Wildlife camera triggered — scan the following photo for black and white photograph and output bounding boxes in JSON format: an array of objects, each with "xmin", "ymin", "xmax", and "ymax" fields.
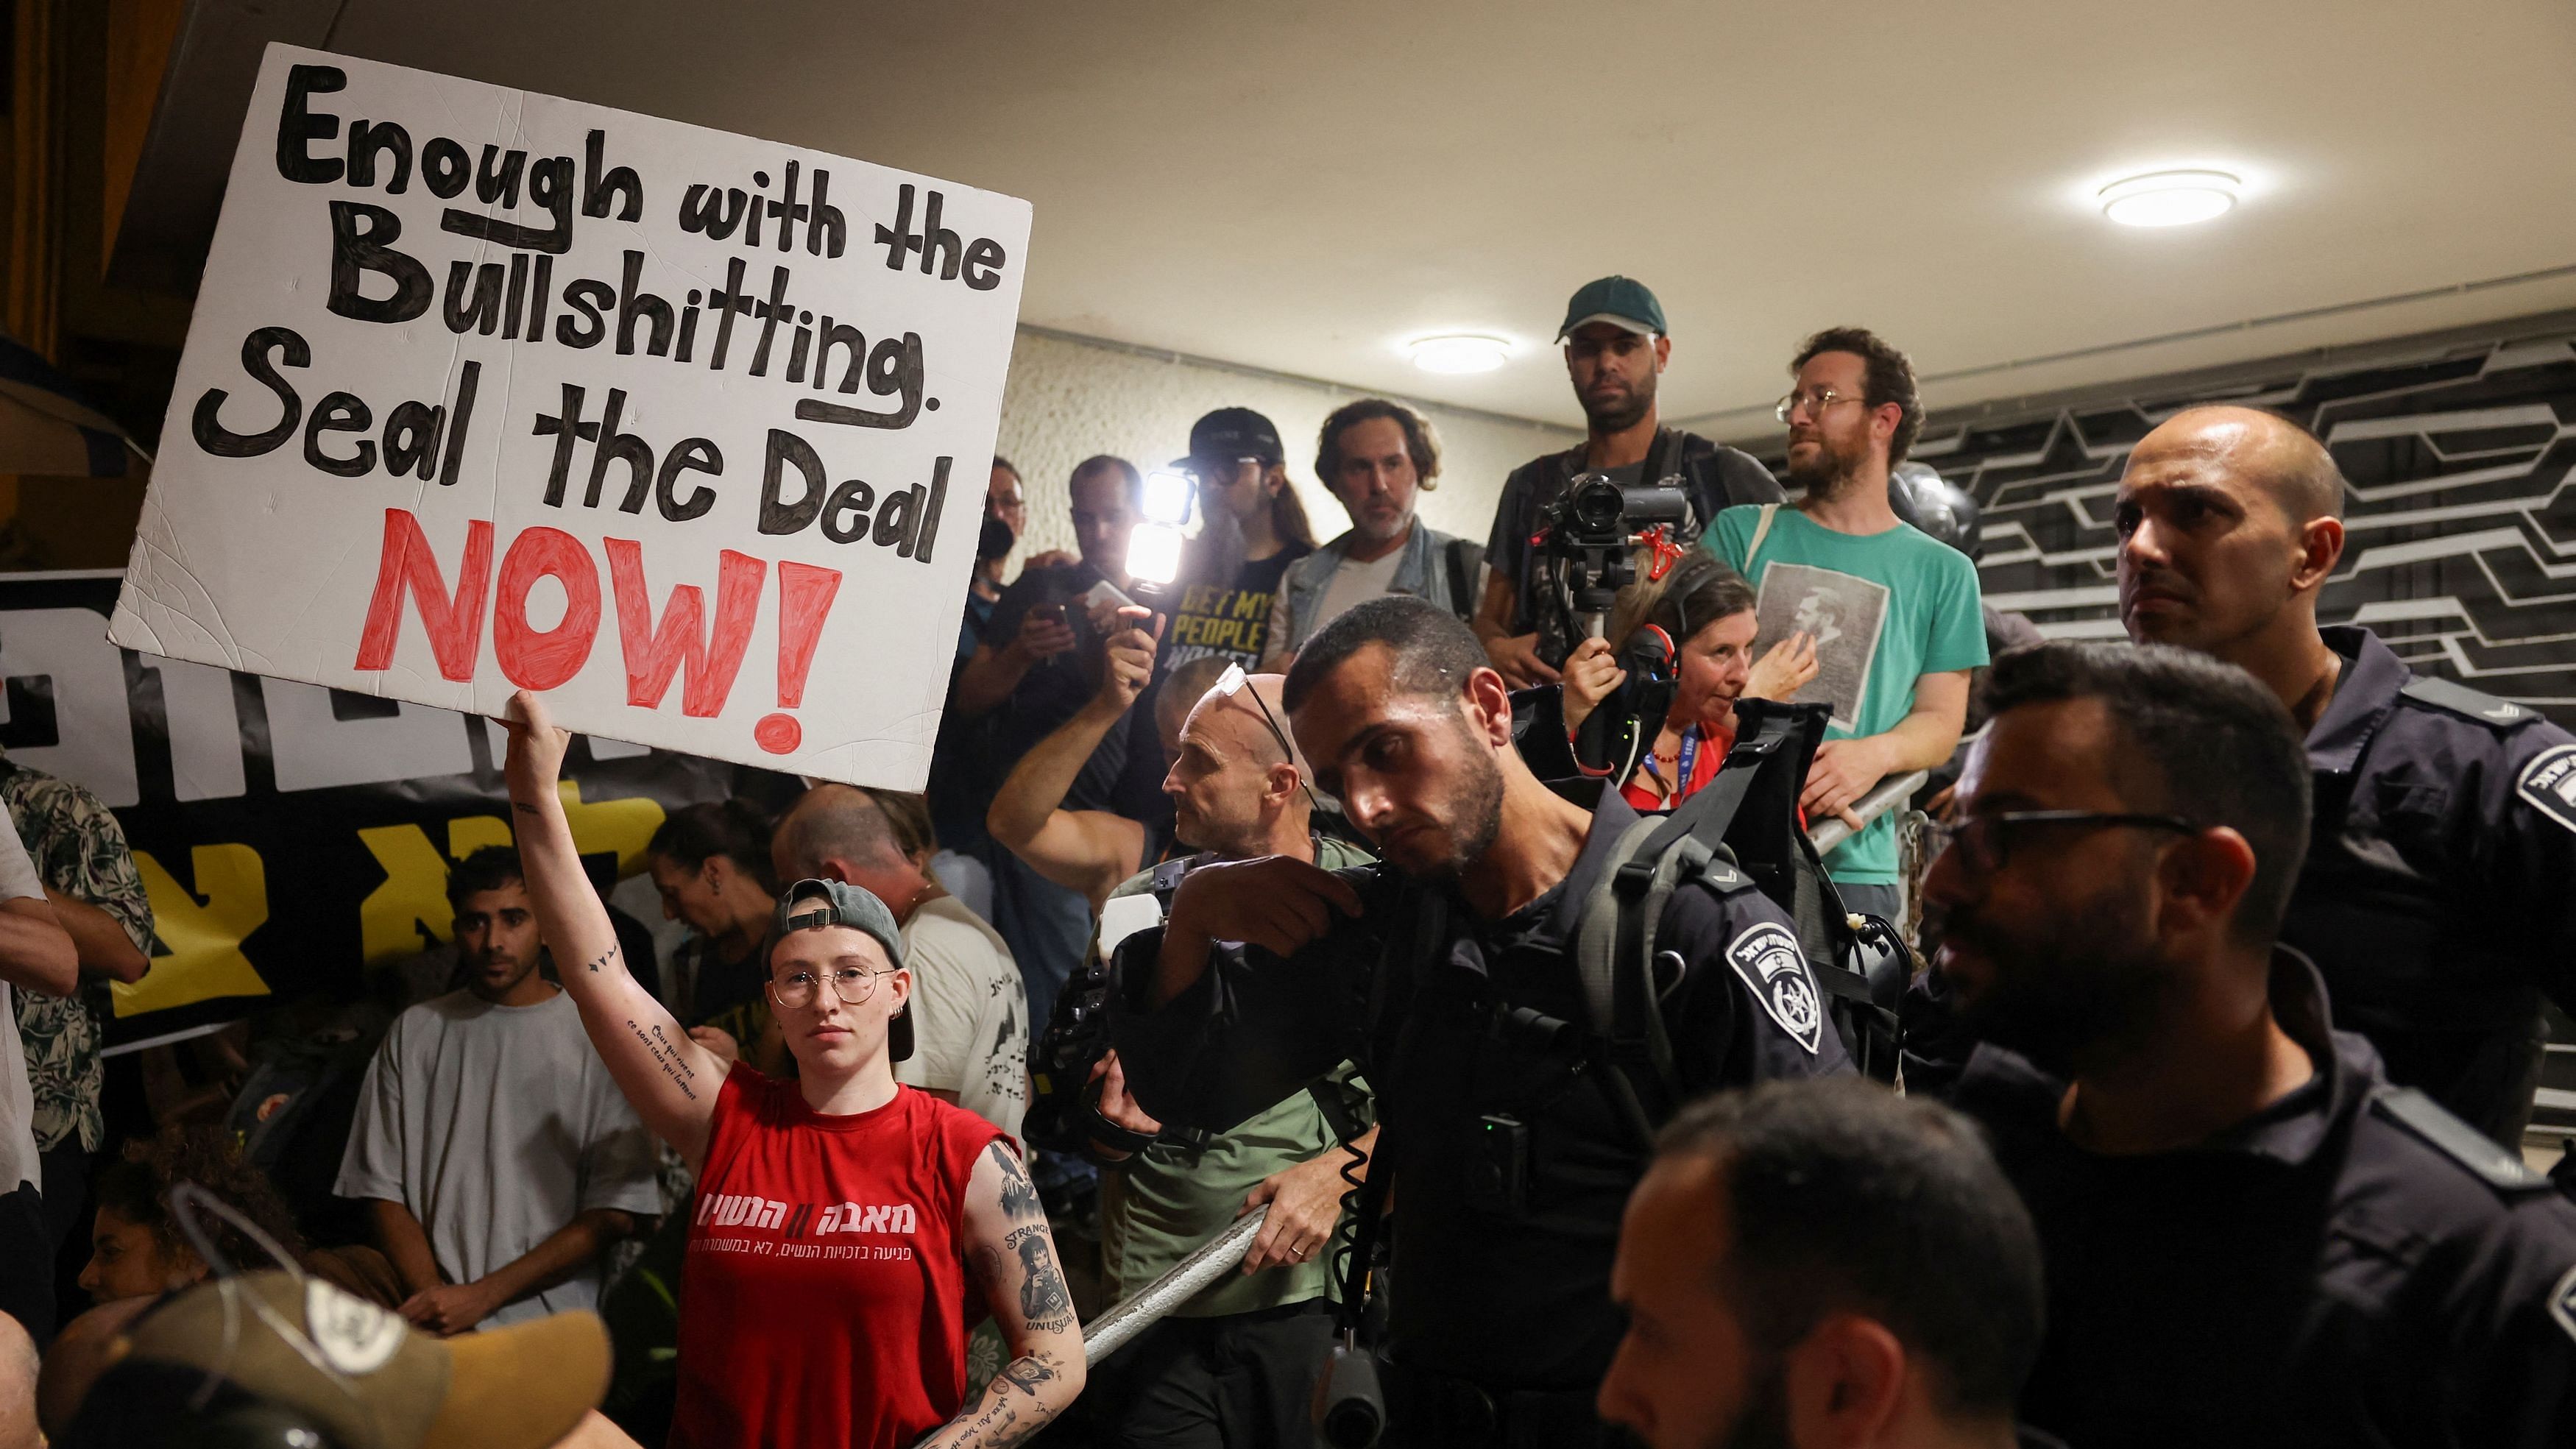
[{"xmin": 1752, "ymin": 561, "xmax": 1889, "ymax": 731}]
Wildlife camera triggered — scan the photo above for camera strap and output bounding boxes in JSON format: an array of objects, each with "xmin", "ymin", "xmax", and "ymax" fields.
[{"xmin": 1332, "ymin": 885, "xmax": 1450, "ymax": 1339}]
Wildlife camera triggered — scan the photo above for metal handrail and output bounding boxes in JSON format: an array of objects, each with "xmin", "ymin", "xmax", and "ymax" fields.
[
  {"xmin": 1081, "ymin": 1206, "xmax": 1270, "ymax": 1364},
  {"xmin": 1805, "ymin": 770, "xmax": 1931, "ymax": 855}
]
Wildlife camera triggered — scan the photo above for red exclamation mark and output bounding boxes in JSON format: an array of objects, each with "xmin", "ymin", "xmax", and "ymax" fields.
[{"xmin": 754, "ymin": 561, "xmax": 842, "ymax": 754}]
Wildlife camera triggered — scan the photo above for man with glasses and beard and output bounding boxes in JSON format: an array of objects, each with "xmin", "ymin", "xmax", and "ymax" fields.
[
  {"xmin": 1708, "ymin": 328, "xmax": 1984, "ymax": 926},
  {"xmin": 1473, "ymin": 277, "xmax": 1783, "ymax": 687},
  {"xmin": 1108, "ymin": 597, "xmax": 1850, "ymax": 1448},
  {"xmin": 1922, "ymin": 641, "xmax": 2576, "ymax": 1449}
]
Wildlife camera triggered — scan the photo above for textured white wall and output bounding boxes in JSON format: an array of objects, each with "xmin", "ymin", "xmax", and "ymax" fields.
[{"xmin": 991, "ymin": 329, "xmax": 1580, "ymax": 567}]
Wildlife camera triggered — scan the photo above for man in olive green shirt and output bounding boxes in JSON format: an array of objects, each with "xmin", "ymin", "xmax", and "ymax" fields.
[{"xmin": 1086, "ymin": 672, "xmax": 1378, "ymax": 1449}]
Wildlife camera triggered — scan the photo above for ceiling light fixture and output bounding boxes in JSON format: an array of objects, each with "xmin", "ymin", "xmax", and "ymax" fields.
[
  {"xmin": 1409, "ymin": 335, "xmax": 1512, "ymax": 374},
  {"xmin": 2098, "ymin": 169, "xmax": 2241, "ymax": 228}
]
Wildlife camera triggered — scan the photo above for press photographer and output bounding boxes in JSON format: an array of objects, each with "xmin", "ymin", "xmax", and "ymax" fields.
[
  {"xmin": 1107, "ymin": 597, "xmax": 1854, "ymax": 1449},
  {"xmin": 1555, "ymin": 548, "xmax": 1819, "ymax": 807},
  {"xmin": 1474, "ymin": 276, "xmax": 1783, "ymax": 687}
]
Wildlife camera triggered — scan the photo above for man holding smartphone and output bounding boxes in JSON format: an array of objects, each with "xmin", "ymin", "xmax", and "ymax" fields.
[{"xmin": 933, "ymin": 453, "xmax": 1158, "ymax": 1029}]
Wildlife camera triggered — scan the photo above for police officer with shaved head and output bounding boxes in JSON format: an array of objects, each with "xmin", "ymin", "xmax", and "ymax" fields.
[{"xmin": 2115, "ymin": 405, "xmax": 2576, "ymax": 1144}]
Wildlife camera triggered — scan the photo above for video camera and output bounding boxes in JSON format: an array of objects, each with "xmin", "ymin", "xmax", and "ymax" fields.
[{"xmin": 1533, "ymin": 472, "xmax": 1692, "ymax": 773}]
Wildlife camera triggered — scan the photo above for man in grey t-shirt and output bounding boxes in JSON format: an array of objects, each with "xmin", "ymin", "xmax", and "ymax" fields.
[{"xmin": 335, "ymin": 847, "xmax": 659, "ymax": 1333}]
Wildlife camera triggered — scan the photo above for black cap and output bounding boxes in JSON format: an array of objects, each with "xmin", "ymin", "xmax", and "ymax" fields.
[{"xmin": 1175, "ymin": 407, "xmax": 1285, "ymax": 470}]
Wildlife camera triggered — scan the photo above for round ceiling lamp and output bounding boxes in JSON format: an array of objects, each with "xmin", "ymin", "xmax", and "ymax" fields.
[
  {"xmin": 1409, "ymin": 335, "xmax": 1512, "ymax": 374},
  {"xmin": 2098, "ymin": 169, "xmax": 2241, "ymax": 227}
]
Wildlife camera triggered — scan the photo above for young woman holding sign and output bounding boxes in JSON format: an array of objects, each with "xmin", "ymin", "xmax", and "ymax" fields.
[{"xmin": 500, "ymin": 690, "xmax": 1083, "ymax": 1449}]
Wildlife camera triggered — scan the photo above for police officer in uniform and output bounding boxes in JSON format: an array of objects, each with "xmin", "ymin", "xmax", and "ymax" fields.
[
  {"xmin": 2116, "ymin": 404, "xmax": 2576, "ymax": 1144},
  {"xmin": 1925, "ymin": 640, "xmax": 2576, "ymax": 1449},
  {"xmin": 1110, "ymin": 598, "xmax": 1852, "ymax": 1449}
]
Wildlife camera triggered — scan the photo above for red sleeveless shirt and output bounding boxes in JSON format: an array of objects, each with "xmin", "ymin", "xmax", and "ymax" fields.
[{"xmin": 673, "ymin": 1068, "xmax": 1006, "ymax": 1449}]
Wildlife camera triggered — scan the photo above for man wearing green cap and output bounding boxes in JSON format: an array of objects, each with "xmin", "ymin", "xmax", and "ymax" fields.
[{"xmin": 1473, "ymin": 276, "xmax": 1784, "ymax": 687}]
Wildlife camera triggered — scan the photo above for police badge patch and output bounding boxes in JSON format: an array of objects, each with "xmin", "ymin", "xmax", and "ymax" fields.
[
  {"xmin": 1725, "ymin": 923, "xmax": 1822, "ymax": 1056},
  {"xmin": 2516, "ymin": 744, "xmax": 2576, "ymax": 837}
]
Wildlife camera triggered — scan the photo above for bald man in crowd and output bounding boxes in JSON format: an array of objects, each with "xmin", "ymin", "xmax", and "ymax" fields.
[
  {"xmin": 772, "ymin": 785, "xmax": 1029, "ymax": 1141},
  {"xmin": 1072, "ymin": 667, "xmax": 1381, "ymax": 1449},
  {"xmin": 2115, "ymin": 404, "xmax": 2576, "ymax": 1143}
]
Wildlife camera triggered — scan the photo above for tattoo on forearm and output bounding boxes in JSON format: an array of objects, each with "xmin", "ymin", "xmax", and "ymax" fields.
[
  {"xmin": 582, "ymin": 944, "xmax": 619, "ymax": 974},
  {"xmin": 626, "ymin": 1018, "xmax": 699, "ymax": 1101},
  {"xmin": 989, "ymin": 1142, "xmax": 1044, "ymax": 1221},
  {"xmin": 512, "ymin": 801, "xmax": 541, "ymax": 815}
]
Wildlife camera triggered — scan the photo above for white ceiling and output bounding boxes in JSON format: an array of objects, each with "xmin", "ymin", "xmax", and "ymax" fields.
[{"xmin": 322, "ymin": 0, "xmax": 2576, "ymax": 435}]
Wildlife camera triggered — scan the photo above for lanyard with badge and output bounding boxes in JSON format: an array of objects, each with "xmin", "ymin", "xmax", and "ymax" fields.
[{"xmin": 1638, "ymin": 723, "xmax": 1699, "ymax": 807}]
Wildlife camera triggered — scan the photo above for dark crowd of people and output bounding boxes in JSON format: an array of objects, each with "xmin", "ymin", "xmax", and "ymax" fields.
[{"xmin": 4, "ymin": 275, "xmax": 2576, "ymax": 1449}]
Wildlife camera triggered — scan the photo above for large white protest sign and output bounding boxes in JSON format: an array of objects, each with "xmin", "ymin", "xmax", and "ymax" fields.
[{"xmin": 110, "ymin": 44, "xmax": 1030, "ymax": 789}]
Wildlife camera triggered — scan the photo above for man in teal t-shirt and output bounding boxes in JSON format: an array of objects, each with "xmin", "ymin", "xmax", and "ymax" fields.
[{"xmin": 1711, "ymin": 328, "xmax": 1985, "ymax": 915}]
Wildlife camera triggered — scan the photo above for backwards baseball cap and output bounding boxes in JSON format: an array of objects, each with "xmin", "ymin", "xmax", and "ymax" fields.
[
  {"xmin": 773, "ymin": 877, "xmax": 913, "ymax": 1061},
  {"xmin": 1174, "ymin": 406, "xmax": 1286, "ymax": 470},
  {"xmin": 60, "ymin": 1271, "xmax": 606, "ymax": 1449},
  {"xmin": 1557, "ymin": 275, "xmax": 1667, "ymax": 340}
]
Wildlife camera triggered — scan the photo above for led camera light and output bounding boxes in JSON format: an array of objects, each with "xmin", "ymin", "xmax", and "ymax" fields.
[
  {"xmin": 1141, "ymin": 470, "xmax": 1195, "ymax": 525},
  {"xmin": 1129, "ymin": 522, "xmax": 1186, "ymax": 586}
]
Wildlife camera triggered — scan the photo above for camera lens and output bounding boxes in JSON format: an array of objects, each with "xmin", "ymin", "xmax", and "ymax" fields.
[{"xmin": 1570, "ymin": 478, "xmax": 1623, "ymax": 532}]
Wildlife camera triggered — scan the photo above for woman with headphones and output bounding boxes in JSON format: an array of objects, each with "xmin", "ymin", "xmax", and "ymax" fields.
[{"xmin": 1560, "ymin": 548, "xmax": 1819, "ymax": 810}]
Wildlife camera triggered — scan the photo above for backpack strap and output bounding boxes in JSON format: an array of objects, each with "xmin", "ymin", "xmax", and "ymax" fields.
[
  {"xmin": 1741, "ymin": 503, "xmax": 1780, "ymax": 574},
  {"xmin": 1576, "ymin": 816, "xmax": 1680, "ymax": 1101},
  {"xmin": 1443, "ymin": 536, "xmax": 1486, "ymax": 618}
]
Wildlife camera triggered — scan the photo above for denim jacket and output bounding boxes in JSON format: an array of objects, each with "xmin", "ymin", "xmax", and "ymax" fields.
[{"xmin": 1267, "ymin": 518, "xmax": 1482, "ymax": 665}]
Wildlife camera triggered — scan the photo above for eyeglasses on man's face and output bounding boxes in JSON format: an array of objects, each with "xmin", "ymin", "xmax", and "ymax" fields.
[
  {"xmin": 768, "ymin": 961, "xmax": 897, "ymax": 1010},
  {"xmin": 1925, "ymin": 809, "xmax": 2203, "ymax": 878},
  {"xmin": 1774, "ymin": 387, "xmax": 1871, "ymax": 424}
]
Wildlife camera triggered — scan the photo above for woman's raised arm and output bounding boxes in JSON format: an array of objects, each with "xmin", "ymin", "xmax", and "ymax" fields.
[{"xmin": 501, "ymin": 690, "xmax": 724, "ymax": 1168}]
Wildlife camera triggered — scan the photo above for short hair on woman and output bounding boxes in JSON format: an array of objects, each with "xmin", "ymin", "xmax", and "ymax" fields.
[
  {"xmin": 1315, "ymin": 398, "xmax": 1444, "ymax": 494},
  {"xmin": 92, "ymin": 1124, "xmax": 308, "ymax": 1273},
  {"xmin": 648, "ymin": 799, "xmax": 778, "ymax": 893},
  {"xmin": 1980, "ymin": 640, "xmax": 2310, "ymax": 940},
  {"xmin": 1658, "ymin": 1079, "xmax": 2042, "ymax": 1420},
  {"xmin": 1283, "ymin": 595, "xmax": 1488, "ymax": 715},
  {"xmin": 443, "ymin": 846, "xmax": 524, "ymax": 911}
]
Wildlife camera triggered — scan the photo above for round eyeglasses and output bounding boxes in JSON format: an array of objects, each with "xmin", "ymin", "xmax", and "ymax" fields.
[{"xmin": 768, "ymin": 962, "xmax": 897, "ymax": 1011}]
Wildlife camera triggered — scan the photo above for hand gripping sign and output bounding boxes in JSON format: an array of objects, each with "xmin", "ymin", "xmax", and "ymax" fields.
[{"xmin": 110, "ymin": 44, "xmax": 1030, "ymax": 790}]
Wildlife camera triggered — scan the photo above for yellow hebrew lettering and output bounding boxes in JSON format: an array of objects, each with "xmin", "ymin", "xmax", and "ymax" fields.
[
  {"xmin": 114, "ymin": 846, "xmax": 270, "ymax": 1017},
  {"xmin": 559, "ymin": 780, "xmax": 665, "ymax": 879},
  {"xmin": 447, "ymin": 815, "xmax": 512, "ymax": 860},
  {"xmin": 357, "ymin": 823, "xmax": 455, "ymax": 964}
]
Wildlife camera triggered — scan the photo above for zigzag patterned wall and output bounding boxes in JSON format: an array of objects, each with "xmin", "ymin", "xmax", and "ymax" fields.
[{"xmin": 1903, "ymin": 332, "xmax": 2576, "ymax": 728}]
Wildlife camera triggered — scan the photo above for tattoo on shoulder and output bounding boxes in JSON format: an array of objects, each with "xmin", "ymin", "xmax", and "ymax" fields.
[{"xmin": 989, "ymin": 1141, "xmax": 1044, "ymax": 1220}]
